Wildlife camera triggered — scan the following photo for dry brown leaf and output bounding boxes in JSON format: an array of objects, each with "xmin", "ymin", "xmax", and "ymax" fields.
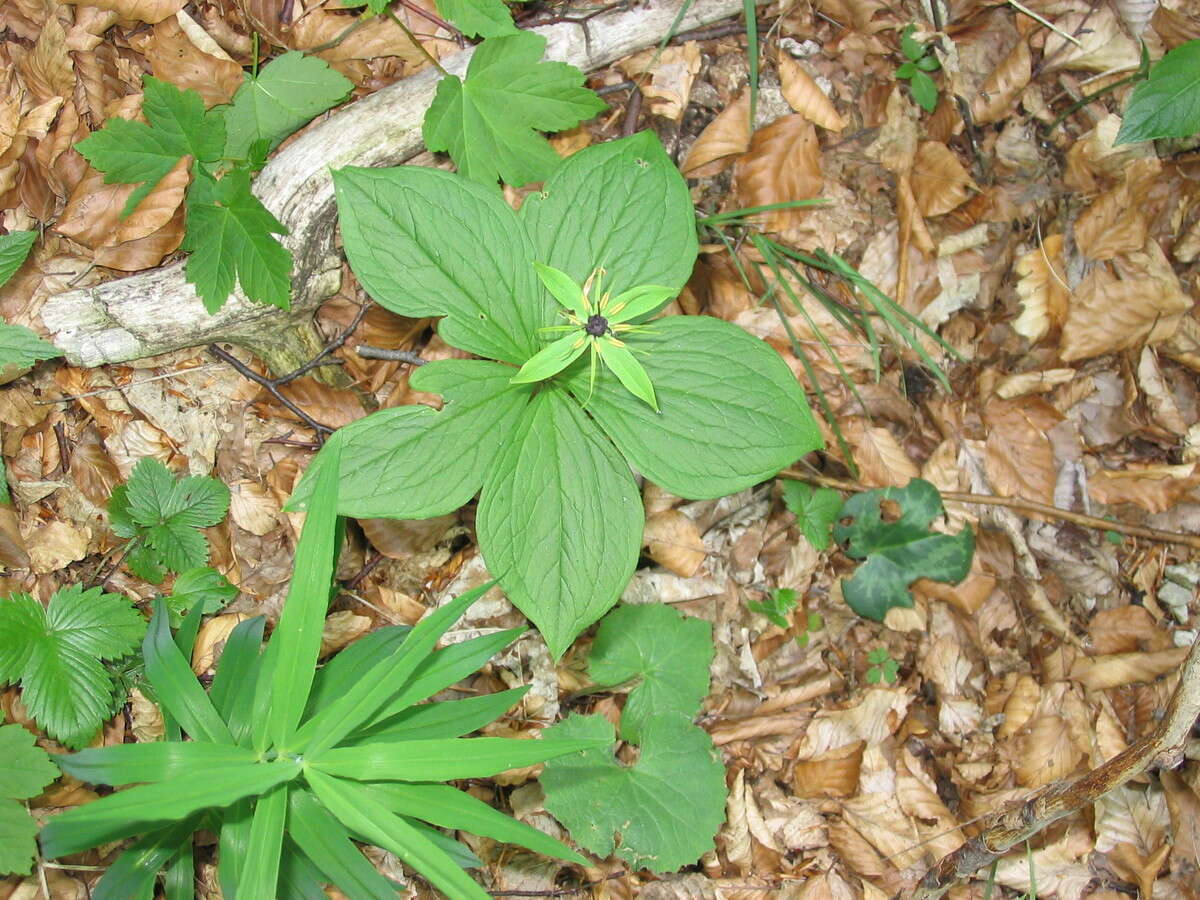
[
  {"xmin": 997, "ymin": 674, "xmax": 1040, "ymax": 740},
  {"xmin": 895, "ymin": 172, "xmax": 933, "ymax": 259},
  {"xmin": 229, "ymin": 480, "xmax": 280, "ymax": 535},
  {"xmin": 320, "ymin": 610, "xmax": 371, "ymax": 657},
  {"xmin": 1062, "ymin": 248, "xmax": 1192, "ymax": 363},
  {"xmin": 1015, "ymin": 713, "xmax": 1086, "ymax": 787},
  {"xmin": 1072, "ymin": 647, "xmax": 1190, "ymax": 691},
  {"xmin": 275, "ymin": 377, "xmax": 366, "ymax": 429},
  {"xmin": 1074, "ymin": 158, "xmax": 1161, "ymax": 261},
  {"xmin": 793, "ymin": 741, "xmax": 863, "ymax": 799},
  {"xmin": 192, "ymin": 612, "xmax": 251, "ymax": 674},
  {"xmin": 0, "ymin": 500, "xmax": 30, "ymax": 569},
  {"xmin": 1089, "ymin": 463, "xmax": 1200, "ymax": 513},
  {"xmin": 17, "ymin": 13, "xmax": 75, "ymax": 104},
  {"xmin": 1013, "ymin": 234, "xmax": 1069, "ymax": 342},
  {"xmin": 910, "ymin": 142, "xmax": 976, "ymax": 218},
  {"xmin": 841, "ymin": 420, "xmax": 918, "ymax": 488},
  {"xmin": 983, "ymin": 396, "xmax": 1061, "ymax": 504},
  {"xmin": 642, "ymin": 509, "xmax": 705, "ymax": 578},
  {"xmin": 865, "ymin": 86, "xmax": 918, "ymax": 175},
  {"xmin": 133, "ymin": 17, "xmax": 244, "ymax": 107},
  {"xmin": 616, "ymin": 43, "xmax": 701, "ymax": 122},
  {"xmin": 994, "ymin": 368, "xmax": 1076, "ymax": 399},
  {"xmin": 110, "ymin": 154, "xmax": 191, "ymax": 245},
  {"xmin": 681, "ymin": 90, "xmax": 751, "ymax": 177},
  {"xmin": 288, "ymin": 10, "xmax": 435, "ymax": 68},
  {"xmin": 733, "ymin": 114, "xmax": 822, "ymax": 233},
  {"xmin": 971, "ymin": 38, "xmax": 1031, "ymax": 126},
  {"xmin": 1088, "ymin": 605, "xmax": 1173, "ymax": 654},
  {"xmin": 1137, "ymin": 346, "xmax": 1188, "ymax": 435},
  {"xmin": 777, "ymin": 54, "xmax": 844, "ymax": 131},
  {"xmin": 95, "ymin": 199, "xmax": 187, "ymax": 270},
  {"xmin": 1153, "ymin": 3, "xmax": 1200, "ymax": 48},
  {"xmin": 1160, "ymin": 769, "xmax": 1200, "ymax": 865},
  {"xmin": 70, "ymin": 428, "xmax": 123, "ymax": 507},
  {"xmin": 22, "ymin": 519, "xmax": 91, "ymax": 573},
  {"xmin": 1044, "ymin": 6, "xmax": 1141, "ymax": 73},
  {"xmin": 62, "ymin": 0, "xmax": 185, "ymax": 24},
  {"xmin": 359, "ymin": 515, "xmax": 456, "ymax": 558}
]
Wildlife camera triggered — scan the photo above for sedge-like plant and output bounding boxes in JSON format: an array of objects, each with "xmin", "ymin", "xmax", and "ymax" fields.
[{"xmin": 40, "ymin": 437, "xmax": 595, "ymax": 898}]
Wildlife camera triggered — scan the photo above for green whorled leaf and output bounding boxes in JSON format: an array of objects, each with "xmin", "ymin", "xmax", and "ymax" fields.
[
  {"xmin": 422, "ymin": 32, "xmax": 605, "ymax": 189},
  {"xmin": 540, "ymin": 713, "xmax": 726, "ymax": 873},
  {"xmin": 353, "ymin": 687, "xmax": 528, "ymax": 743},
  {"xmin": 90, "ymin": 820, "xmax": 198, "ymax": 900},
  {"xmin": 477, "ymin": 388, "xmax": 642, "ymax": 658},
  {"xmin": 55, "ymin": 742, "xmax": 253, "ymax": 786},
  {"xmin": 520, "ymin": 131, "xmax": 697, "ymax": 299},
  {"xmin": 1118, "ymin": 40, "xmax": 1200, "ymax": 144},
  {"xmin": 333, "ymin": 165, "xmax": 552, "ymax": 364},
  {"xmin": 278, "ymin": 845, "xmax": 342, "ymax": 900},
  {"xmin": 307, "ymin": 736, "xmax": 600, "ymax": 782},
  {"xmin": 588, "ymin": 604, "xmax": 712, "ymax": 743},
  {"xmin": 303, "ymin": 625, "xmax": 411, "ymax": 719},
  {"xmin": 0, "ymin": 800, "xmax": 39, "ymax": 876},
  {"xmin": 288, "ymin": 361, "xmax": 532, "ymax": 518},
  {"xmin": 510, "ymin": 332, "xmax": 588, "ymax": 384},
  {"xmin": 781, "ymin": 481, "xmax": 841, "ymax": 551},
  {"xmin": 143, "ymin": 599, "xmax": 233, "ymax": 745},
  {"xmin": 607, "ymin": 284, "xmax": 679, "ymax": 324},
  {"xmin": 0, "ymin": 231, "xmax": 37, "ymax": 288},
  {"xmin": 533, "ymin": 261, "xmax": 587, "ymax": 315},
  {"xmin": 223, "ymin": 51, "xmax": 353, "ymax": 161},
  {"xmin": 286, "ymin": 790, "xmax": 400, "ymax": 898},
  {"xmin": 40, "ymin": 759, "xmax": 302, "ymax": 858},
  {"xmin": 368, "ymin": 781, "xmax": 587, "ymax": 864},
  {"xmin": 0, "ymin": 724, "xmax": 58, "ymax": 799},
  {"xmin": 239, "ymin": 784, "xmax": 288, "ymax": 899},
  {"xmin": 305, "ymin": 769, "xmax": 490, "ymax": 899},
  {"xmin": 596, "ymin": 338, "xmax": 657, "ymax": 410},
  {"xmin": 0, "ymin": 318, "xmax": 60, "ymax": 385},
  {"xmin": 435, "ymin": 0, "xmax": 518, "ymax": 37},
  {"xmin": 565, "ymin": 316, "xmax": 822, "ymax": 499}
]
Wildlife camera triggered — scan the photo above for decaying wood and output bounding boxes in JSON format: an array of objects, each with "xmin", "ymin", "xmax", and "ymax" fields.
[
  {"xmin": 914, "ymin": 628, "xmax": 1200, "ymax": 897},
  {"xmin": 40, "ymin": 0, "xmax": 754, "ymax": 376}
]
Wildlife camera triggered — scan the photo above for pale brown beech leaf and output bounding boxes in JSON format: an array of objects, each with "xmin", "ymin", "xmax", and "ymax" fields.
[
  {"xmin": 733, "ymin": 114, "xmax": 822, "ymax": 233},
  {"xmin": 910, "ymin": 141, "xmax": 977, "ymax": 218},
  {"xmin": 971, "ymin": 39, "xmax": 1031, "ymax": 126},
  {"xmin": 642, "ymin": 508, "xmax": 705, "ymax": 577},
  {"xmin": 1044, "ymin": 6, "xmax": 1140, "ymax": 73},
  {"xmin": 60, "ymin": 0, "xmax": 186, "ymax": 25},
  {"xmin": 1073, "ymin": 158, "xmax": 1161, "ymax": 261},
  {"xmin": 1013, "ymin": 234, "xmax": 1069, "ymax": 342},
  {"xmin": 17, "ymin": 13, "xmax": 75, "ymax": 104},
  {"xmin": 95, "ymin": 201, "xmax": 187, "ymax": 270},
  {"xmin": 841, "ymin": 420, "xmax": 919, "ymax": 487},
  {"xmin": 617, "ymin": 43, "xmax": 701, "ymax": 122},
  {"xmin": 792, "ymin": 742, "xmax": 863, "ymax": 799},
  {"xmin": 133, "ymin": 17, "xmax": 244, "ymax": 107},
  {"xmin": 983, "ymin": 396, "xmax": 1061, "ymax": 504},
  {"xmin": 109, "ymin": 155, "xmax": 192, "ymax": 245},
  {"xmin": 1089, "ymin": 463, "xmax": 1200, "ymax": 514},
  {"xmin": 777, "ymin": 54, "xmax": 844, "ymax": 131},
  {"xmin": 681, "ymin": 89, "xmax": 751, "ymax": 177}
]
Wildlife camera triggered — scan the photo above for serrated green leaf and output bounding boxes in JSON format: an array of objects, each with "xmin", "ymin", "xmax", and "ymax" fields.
[
  {"xmin": 0, "ymin": 231, "xmax": 36, "ymax": 288},
  {"xmin": 477, "ymin": 388, "xmax": 642, "ymax": 658},
  {"xmin": 423, "ymin": 31, "xmax": 606, "ymax": 188},
  {"xmin": 0, "ymin": 318, "xmax": 61, "ymax": 385},
  {"xmin": 0, "ymin": 799, "xmax": 39, "ymax": 876},
  {"xmin": 540, "ymin": 714, "xmax": 726, "ymax": 873},
  {"xmin": 781, "ymin": 481, "xmax": 840, "ymax": 551},
  {"xmin": 0, "ymin": 724, "xmax": 57, "ymax": 800},
  {"xmin": 333, "ymin": 165, "xmax": 552, "ymax": 363},
  {"xmin": 435, "ymin": 0, "xmax": 518, "ymax": 37},
  {"xmin": 223, "ymin": 51, "xmax": 353, "ymax": 161},
  {"xmin": 832, "ymin": 479, "xmax": 974, "ymax": 622},
  {"xmin": 909, "ymin": 69, "xmax": 938, "ymax": 112},
  {"xmin": 288, "ymin": 361, "xmax": 532, "ymax": 518},
  {"xmin": 588, "ymin": 604, "xmax": 712, "ymax": 743},
  {"xmin": 1117, "ymin": 40, "xmax": 1200, "ymax": 143},
  {"xmin": 565, "ymin": 316, "xmax": 823, "ymax": 499},
  {"xmin": 747, "ymin": 588, "xmax": 797, "ymax": 629}
]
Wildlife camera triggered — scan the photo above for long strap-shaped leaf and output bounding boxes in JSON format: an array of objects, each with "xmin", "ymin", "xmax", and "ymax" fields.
[
  {"xmin": 91, "ymin": 819, "xmax": 199, "ymax": 900},
  {"xmin": 238, "ymin": 783, "xmax": 289, "ymax": 898},
  {"xmin": 55, "ymin": 741, "xmax": 254, "ymax": 786},
  {"xmin": 368, "ymin": 781, "xmax": 586, "ymax": 864},
  {"xmin": 287, "ymin": 789, "xmax": 400, "ymax": 899},
  {"xmin": 305, "ymin": 769, "xmax": 489, "ymax": 900},
  {"xmin": 40, "ymin": 759, "xmax": 301, "ymax": 858},
  {"xmin": 293, "ymin": 582, "xmax": 490, "ymax": 756},
  {"xmin": 354, "ymin": 686, "xmax": 529, "ymax": 742},
  {"xmin": 143, "ymin": 598, "xmax": 233, "ymax": 745}
]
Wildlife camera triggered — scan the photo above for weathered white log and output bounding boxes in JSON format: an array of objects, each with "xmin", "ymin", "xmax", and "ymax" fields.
[{"xmin": 42, "ymin": 0, "xmax": 750, "ymax": 374}]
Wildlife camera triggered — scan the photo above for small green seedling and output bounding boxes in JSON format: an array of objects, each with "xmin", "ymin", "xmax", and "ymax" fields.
[
  {"xmin": 782, "ymin": 482, "xmax": 841, "ymax": 551},
  {"xmin": 896, "ymin": 24, "xmax": 941, "ymax": 113},
  {"xmin": 748, "ymin": 587, "xmax": 798, "ymax": 629},
  {"xmin": 866, "ymin": 647, "xmax": 899, "ymax": 685},
  {"xmin": 0, "ymin": 231, "xmax": 60, "ymax": 384},
  {"xmin": 796, "ymin": 611, "xmax": 824, "ymax": 648}
]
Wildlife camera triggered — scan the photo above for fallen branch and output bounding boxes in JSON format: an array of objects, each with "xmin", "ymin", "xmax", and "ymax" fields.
[{"xmin": 40, "ymin": 0, "xmax": 755, "ymax": 376}]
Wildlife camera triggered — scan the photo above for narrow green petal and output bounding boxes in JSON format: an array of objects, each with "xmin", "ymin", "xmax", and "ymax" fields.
[
  {"xmin": 597, "ymin": 340, "xmax": 658, "ymax": 411},
  {"xmin": 533, "ymin": 262, "xmax": 587, "ymax": 317},
  {"xmin": 605, "ymin": 285, "xmax": 678, "ymax": 324},
  {"xmin": 510, "ymin": 333, "xmax": 588, "ymax": 384}
]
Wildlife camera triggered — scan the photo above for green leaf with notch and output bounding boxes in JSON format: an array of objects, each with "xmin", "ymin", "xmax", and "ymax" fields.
[
  {"xmin": 832, "ymin": 478, "xmax": 974, "ymax": 622},
  {"xmin": 0, "ymin": 723, "xmax": 58, "ymax": 876},
  {"xmin": 435, "ymin": 0, "xmax": 518, "ymax": 37},
  {"xmin": 423, "ymin": 31, "xmax": 606, "ymax": 188},
  {"xmin": 1117, "ymin": 40, "xmax": 1200, "ymax": 143},
  {"xmin": 782, "ymin": 481, "xmax": 841, "ymax": 551}
]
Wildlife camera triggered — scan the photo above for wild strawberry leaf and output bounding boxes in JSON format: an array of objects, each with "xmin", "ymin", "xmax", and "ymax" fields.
[{"xmin": 0, "ymin": 723, "xmax": 58, "ymax": 876}]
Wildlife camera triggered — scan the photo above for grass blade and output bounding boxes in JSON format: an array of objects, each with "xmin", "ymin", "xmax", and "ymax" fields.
[{"xmin": 238, "ymin": 783, "xmax": 289, "ymax": 899}]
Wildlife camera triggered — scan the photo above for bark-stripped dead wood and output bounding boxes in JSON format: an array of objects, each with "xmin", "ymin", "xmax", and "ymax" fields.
[{"xmin": 42, "ymin": 0, "xmax": 755, "ymax": 374}]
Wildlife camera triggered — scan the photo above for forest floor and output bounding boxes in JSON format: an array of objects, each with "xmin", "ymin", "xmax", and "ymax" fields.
[{"xmin": 2, "ymin": 0, "xmax": 1200, "ymax": 896}]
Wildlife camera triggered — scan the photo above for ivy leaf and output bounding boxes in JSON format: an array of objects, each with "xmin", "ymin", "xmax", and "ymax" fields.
[
  {"xmin": 540, "ymin": 714, "xmax": 726, "ymax": 873},
  {"xmin": 0, "ymin": 231, "xmax": 36, "ymax": 287},
  {"xmin": 565, "ymin": 316, "xmax": 823, "ymax": 499},
  {"xmin": 476, "ymin": 389, "xmax": 642, "ymax": 659},
  {"xmin": 0, "ymin": 723, "xmax": 59, "ymax": 876},
  {"xmin": 75, "ymin": 76, "xmax": 224, "ymax": 216},
  {"xmin": 832, "ymin": 478, "xmax": 974, "ymax": 622},
  {"xmin": 435, "ymin": 0, "xmax": 518, "ymax": 38},
  {"xmin": 423, "ymin": 32, "xmax": 606, "ymax": 188},
  {"xmin": 588, "ymin": 604, "xmax": 712, "ymax": 743},
  {"xmin": 781, "ymin": 482, "xmax": 841, "ymax": 551},
  {"xmin": 223, "ymin": 52, "xmax": 353, "ymax": 161},
  {"xmin": 1117, "ymin": 40, "xmax": 1200, "ymax": 144},
  {"xmin": 0, "ymin": 319, "xmax": 61, "ymax": 385},
  {"xmin": 183, "ymin": 167, "xmax": 291, "ymax": 312},
  {"xmin": 0, "ymin": 587, "xmax": 146, "ymax": 748}
]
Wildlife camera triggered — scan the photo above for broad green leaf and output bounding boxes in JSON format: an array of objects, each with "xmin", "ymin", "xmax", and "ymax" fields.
[
  {"xmin": 423, "ymin": 31, "xmax": 605, "ymax": 188},
  {"xmin": 143, "ymin": 599, "xmax": 233, "ymax": 745},
  {"xmin": 588, "ymin": 604, "xmax": 712, "ymax": 743},
  {"xmin": 781, "ymin": 481, "xmax": 841, "ymax": 551},
  {"xmin": 308, "ymin": 736, "xmax": 599, "ymax": 781},
  {"xmin": 333, "ymin": 165, "xmax": 552, "ymax": 363},
  {"xmin": 540, "ymin": 714, "xmax": 726, "ymax": 873},
  {"xmin": 223, "ymin": 51, "xmax": 353, "ymax": 161},
  {"xmin": 369, "ymin": 781, "xmax": 586, "ymax": 864},
  {"xmin": 0, "ymin": 724, "xmax": 58, "ymax": 799},
  {"xmin": 306, "ymin": 769, "xmax": 490, "ymax": 900},
  {"xmin": 1118, "ymin": 40, "xmax": 1200, "ymax": 143},
  {"xmin": 164, "ymin": 567, "xmax": 237, "ymax": 624},
  {"xmin": 510, "ymin": 332, "xmax": 588, "ymax": 383},
  {"xmin": 435, "ymin": 0, "xmax": 518, "ymax": 37},
  {"xmin": 239, "ymin": 784, "xmax": 288, "ymax": 898},
  {"xmin": 183, "ymin": 166, "xmax": 292, "ymax": 313},
  {"xmin": 0, "ymin": 318, "xmax": 59, "ymax": 385},
  {"xmin": 0, "ymin": 231, "xmax": 36, "ymax": 287},
  {"xmin": 354, "ymin": 687, "xmax": 528, "ymax": 742},
  {"xmin": 477, "ymin": 389, "xmax": 642, "ymax": 658},
  {"xmin": 0, "ymin": 587, "xmax": 144, "ymax": 747},
  {"xmin": 55, "ymin": 742, "xmax": 253, "ymax": 786},
  {"xmin": 286, "ymin": 790, "xmax": 399, "ymax": 898},
  {"xmin": 91, "ymin": 820, "xmax": 198, "ymax": 900},
  {"xmin": 832, "ymin": 478, "xmax": 975, "ymax": 622},
  {"xmin": 40, "ymin": 759, "xmax": 302, "ymax": 858},
  {"xmin": 289, "ymin": 361, "xmax": 531, "ymax": 518},
  {"xmin": 596, "ymin": 339, "xmax": 657, "ymax": 411},
  {"xmin": 521, "ymin": 131, "xmax": 696, "ymax": 297},
  {"xmin": 566, "ymin": 316, "xmax": 822, "ymax": 499},
  {"xmin": 266, "ymin": 438, "xmax": 341, "ymax": 749},
  {"xmin": 0, "ymin": 800, "xmax": 39, "ymax": 876},
  {"xmin": 909, "ymin": 69, "xmax": 938, "ymax": 112}
]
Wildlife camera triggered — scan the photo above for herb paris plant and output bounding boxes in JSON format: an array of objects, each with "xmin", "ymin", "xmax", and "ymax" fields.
[{"xmin": 291, "ymin": 132, "xmax": 823, "ymax": 657}]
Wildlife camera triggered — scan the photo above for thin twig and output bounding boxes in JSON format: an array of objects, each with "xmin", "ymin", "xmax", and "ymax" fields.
[
  {"xmin": 305, "ymin": 15, "xmax": 370, "ymax": 54},
  {"xmin": 355, "ymin": 344, "xmax": 428, "ymax": 365},
  {"xmin": 275, "ymin": 302, "xmax": 370, "ymax": 385},
  {"xmin": 384, "ymin": 7, "xmax": 448, "ymax": 76},
  {"xmin": 207, "ymin": 345, "xmax": 336, "ymax": 438},
  {"xmin": 1007, "ymin": 0, "xmax": 1081, "ymax": 45},
  {"xmin": 779, "ymin": 469, "xmax": 1200, "ymax": 551}
]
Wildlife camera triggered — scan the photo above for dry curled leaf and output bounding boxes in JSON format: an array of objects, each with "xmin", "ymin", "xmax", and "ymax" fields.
[
  {"xmin": 910, "ymin": 141, "xmax": 977, "ymax": 218},
  {"xmin": 1071, "ymin": 647, "xmax": 1190, "ymax": 691},
  {"xmin": 983, "ymin": 396, "xmax": 1061, "ymax": 504},
  {"xmin": 133, "ymin": 16, "xmax": 244, "ymax": 107},
  {"xmin": 733, "ymin": 114, "xmax": 823, "ymax": 233},
  {"xmin": 792, "ymin": 741, "xmax": 863, "ymax": 799},
  {"xmin": 642, "ymin": 508, "xmax": 705, "ymax": 578},
  {"xmin": 1073, "ymin": 159, "xmax": 1161, "ymax": 262},
  {"xmin": 971, "ymin": 38, "xmax": 1031, "ymax": 126},
  {"xmin": 1013, "ymin": 234, "xmax": 1069, "ymax": 342},
  {"xmin": 61, "ymin": 0, "xmax": 186, "ymax": 24},
  {"xmin": 1089, "ymin": 463, "xmax": 1200, "ymax": 513},
  {"xmin": 1043, "ymin": 6, "xmax": 1141, "ymax": 73},
  {"xmin": 17, "ymin": 14, "xmax": 75, "ymax": 104},
  {"xmin": 682, "ymin": 90, "xmax": 752, "ymax": 177},
  {"xmin": 777, "ymin": 54, "xmax": 844, "ymax": 131},
  {"xmin": 617, "ymin": 43, "xmax": 701, "ymax": 122},
  {"xmin": 842, "ymin": 420, "xmax": 919, "ymax": 488}
]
